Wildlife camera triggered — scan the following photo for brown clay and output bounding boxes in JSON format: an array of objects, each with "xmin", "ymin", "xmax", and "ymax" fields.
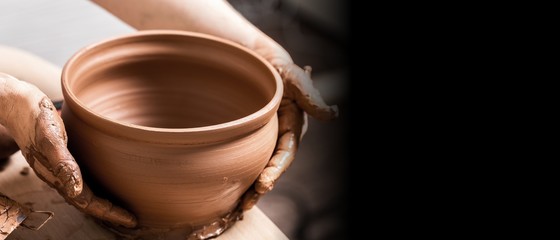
[
  {"xmin": 1, "ymin": 193, "xmax": 54, "ymax": 239},
  {"xmin": 1, "ymin": 193, "xmax": 27, "ymax": 239},
  {"xmin": 61, "ymin": 31, "xmax": 283, "ymax": 231}
]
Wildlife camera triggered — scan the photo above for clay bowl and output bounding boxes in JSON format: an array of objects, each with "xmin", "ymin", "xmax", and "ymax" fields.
[{"xmin": 60, "ymin": 30, "xmax": 282, "ymax": 230}]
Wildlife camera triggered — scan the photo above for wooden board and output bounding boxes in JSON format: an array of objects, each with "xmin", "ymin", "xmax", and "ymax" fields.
[{"xmin": 0, "ymin": 152, "xmax": 288, "ymax": 240}]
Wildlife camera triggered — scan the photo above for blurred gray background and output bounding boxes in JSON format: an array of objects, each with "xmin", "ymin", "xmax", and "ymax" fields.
[{"xmin": 0, "ymin": 0, "xmax": 348, "ymax": 239}]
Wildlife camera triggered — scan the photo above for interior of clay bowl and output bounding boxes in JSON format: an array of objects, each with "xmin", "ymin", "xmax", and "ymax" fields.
[{"xmin": 62, "ymin": 31, "xmax": 281, "ymax": 132}]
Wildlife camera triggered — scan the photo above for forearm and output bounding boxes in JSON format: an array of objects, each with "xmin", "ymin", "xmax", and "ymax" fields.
[
  {"xmin": 94, "ymin": 0, "xmax": 259, "ymax": 48},
  {"xmin": 91, "ymin": 0, "xmax": 291, "ymax": 64},
  {"xmin": 0, "ymin": 46, "xmax": 62, "ymax": 101}
]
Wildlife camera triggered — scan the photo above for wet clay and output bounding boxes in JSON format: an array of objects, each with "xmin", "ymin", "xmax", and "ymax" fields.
[
  {"xmin": 61, "ymin": 31, "xmax": 283, "ymax": 233},
  {"xmin": 1, "ymin": 193, "xmax": 27, "ymax": 239},
  {"xmin": 0, "ymin": 193, "xmax": 54, "ymax": 239}
]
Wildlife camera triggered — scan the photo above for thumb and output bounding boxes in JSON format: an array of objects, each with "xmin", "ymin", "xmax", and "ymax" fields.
[{"xmin": 278, "ymin": 64, "xmax": 338, "ymax": 121}]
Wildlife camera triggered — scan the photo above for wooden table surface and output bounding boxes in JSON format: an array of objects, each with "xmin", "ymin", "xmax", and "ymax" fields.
[{"xmin": 0, "ymin": 152, "xmax": 288, "ymax": 240}]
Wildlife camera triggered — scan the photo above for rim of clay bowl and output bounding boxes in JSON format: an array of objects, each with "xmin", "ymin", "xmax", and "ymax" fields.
[{"xmin": 61, "ymin": 30, "xmax": 283, "ymax": 144}]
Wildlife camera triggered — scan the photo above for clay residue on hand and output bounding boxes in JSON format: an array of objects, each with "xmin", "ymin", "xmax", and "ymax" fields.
[{"xmin": 23, "ymin": 97, "xmax": 82, "ymax": 198}]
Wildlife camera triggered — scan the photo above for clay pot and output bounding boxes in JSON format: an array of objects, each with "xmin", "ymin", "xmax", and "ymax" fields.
[{"xmin": 60, "ymin": 30, "xmax": 282, "ymax": 229}]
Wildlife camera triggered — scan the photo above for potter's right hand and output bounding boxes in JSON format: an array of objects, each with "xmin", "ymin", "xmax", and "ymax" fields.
[
  {"xmin": 0, "ymin": 73, "xmax": 137, "ymax": 228},
  {"xmin": 236, "ymin": 36, "xmax": 338, "ymax": 211}
]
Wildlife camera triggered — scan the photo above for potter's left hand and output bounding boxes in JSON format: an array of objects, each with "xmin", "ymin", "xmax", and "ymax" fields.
[
  {"xmin": 239, "ymin": 38, "xmax": 339, "ymax": 210},
  {"xmin": 0, "ymin": 73, "xmax": 137, "ymax": 228}
]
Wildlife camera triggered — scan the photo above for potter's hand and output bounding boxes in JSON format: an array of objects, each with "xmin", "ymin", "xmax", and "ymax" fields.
[
  {"xmin": 240, "ymin": 40, "xmax": 338, "ymax": 210},
  {"xmin": 0, "ymin": 73, "xmax": 137, "ymax": 228}
]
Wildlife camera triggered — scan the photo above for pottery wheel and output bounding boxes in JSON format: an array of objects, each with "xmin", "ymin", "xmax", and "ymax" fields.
[{"xmin": 0, "ymin": 151, "xmax": 287, "ymax": 239}]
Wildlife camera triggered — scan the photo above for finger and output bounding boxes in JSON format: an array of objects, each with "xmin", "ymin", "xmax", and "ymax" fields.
[
  {"xmin": 26, "ymin": 100, "xmax": 136, "ymax": 228},
  {"xmin": 63, "ymin": 183, "xmax": 137, "ymax": 228},
  {"xmin": 240, "ymin": 188, "xmax": 260, "ymax": 210},
  {"xmin": 0, "ymin": 124, "xmax": 19, "ymax": 159},
  {"xmin": 254, "ymin": 100, "xmax": 304, "ymax": 194},
  {"xmin": 254, "ymin": 133, "xmax": 297, "ymax": 194},
  {"xmin": 240, "ymin": 100, "xmax": 304, "ymax": 210},
  {"xmin": 280, "ymin": 63, "xmax": 338, "ymax": 121},
  {"xmin": 1, "ymin": 75, "xmax": 83, "ymax": 197},
  {"xmin": 22, "ymin": 98, "xmax": 82, "ymax": 198},
  {"xmin": 0, "ymin": 75, "xmax": 134, "ymax": 228}
]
